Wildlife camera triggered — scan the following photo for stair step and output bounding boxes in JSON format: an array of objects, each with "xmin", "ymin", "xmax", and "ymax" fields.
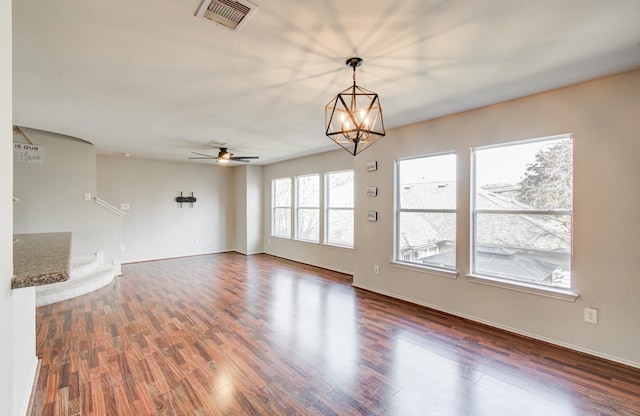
[
  {"xmin": 71, "ymin": 254, "xmax": 99, "ymax": 277},
  {"xmin": 36, "ymin": 265, "xmax": 115, "ymax": 307}
]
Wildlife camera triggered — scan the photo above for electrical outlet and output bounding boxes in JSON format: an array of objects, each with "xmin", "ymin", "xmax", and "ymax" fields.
[
  {"xmin": 584, "ymin": 308, "xmax": 598, "ymax": 324},
  {"xmin": 373, "ymin": 265, "xmax": 380, "ymax": 274}
]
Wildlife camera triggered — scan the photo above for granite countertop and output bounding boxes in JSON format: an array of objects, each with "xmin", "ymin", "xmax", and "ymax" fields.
[{"xmin": 12, "ymin": 232, "xmax": 72, "ymax": 289}]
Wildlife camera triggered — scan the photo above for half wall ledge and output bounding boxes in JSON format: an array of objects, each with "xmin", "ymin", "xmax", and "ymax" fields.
[{"xmin": 12, "ymin": 232, "xmax": 72, "ymax": 289}]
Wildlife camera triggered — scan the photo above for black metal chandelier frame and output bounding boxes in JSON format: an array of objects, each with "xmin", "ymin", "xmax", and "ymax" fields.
[{"xmin": 325, "ymin": 57, "xmax": 386, "ymax": 156}]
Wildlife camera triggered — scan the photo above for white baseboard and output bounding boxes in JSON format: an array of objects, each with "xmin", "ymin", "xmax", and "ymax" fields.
[{"xmin": 20, "ymin": 356, "xmax": 40, "ymax": 416}]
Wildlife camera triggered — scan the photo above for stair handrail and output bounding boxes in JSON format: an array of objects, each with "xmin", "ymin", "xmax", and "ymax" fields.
[{"xmin": 95, "ymin": 197, "xmax": 127, "ymax": 217}]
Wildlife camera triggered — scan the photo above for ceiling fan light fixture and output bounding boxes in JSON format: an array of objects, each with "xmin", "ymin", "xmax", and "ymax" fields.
[
  {"xmin": 325, "ymin": 57, "xmax": 385, "ymax": 156},
  {"xmin": 188, "ymin": 146, "xmax": 259, "ymax": 163}
]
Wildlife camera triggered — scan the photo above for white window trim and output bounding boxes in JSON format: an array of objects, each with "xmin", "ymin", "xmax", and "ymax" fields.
[
  {"xmin": 467, "ymin": 274, "xmax": 578, "ymax": 302},
  {"xmin": 324, "ymin": 170, "xmax": 354, "ymax": 249},
  {"xmin": 324, "ymin": 208, "xmax": 355, "ymax": 247},
  {"xmin": 325, "ymin": 208, "xmax": 354, "ymax": 248},
  {"xmin": 391, "ymin": 260, "xmax": 459, "ymax": 279},
  {"xmin": 469, "ymin": 133, "xmax": 575, "ymax": 298},
  {"xmin": 271, "ymin": 177, "xmax": 292, "ymax": 239},
  {"xmin": 294, "ymin": 174, "xmax": 320, "ymax": 243},
  {"xmin": 324, "ymin": 241, "xmax": 354, "ymax": 250}
]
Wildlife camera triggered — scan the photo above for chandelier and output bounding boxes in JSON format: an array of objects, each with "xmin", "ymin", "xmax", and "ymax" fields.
[{"xmin": 325, "ymin": 57, "xmax": 385, "ymax": 156}]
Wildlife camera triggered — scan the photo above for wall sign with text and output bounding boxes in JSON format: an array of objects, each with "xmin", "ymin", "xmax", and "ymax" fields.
[{"xmin": 14, "ymin": 143, "xmax": 45, "ymax": 164}]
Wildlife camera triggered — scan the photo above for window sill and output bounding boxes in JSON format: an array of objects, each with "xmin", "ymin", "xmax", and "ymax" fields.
[
  {"xmin": 293, "ymin": 238, "xmax": 320, "ymax": 245},
  {"xmin": 390, "ymin": 261, "xmax": 459, "ymax": 279},
  {"xmin": 270, "ymin": 234, "xmax": 291, "ymax": 240},
  {"xmin": 323, "ymin": 243, "xmax": 354, "ymax": 251},
  {"xmin": 269, "ymin": 236, "xmax": 353, "ymax": 250},
  {"xmin": 466, "ymin": 274, "xmax": 579, "ymax": 302}
]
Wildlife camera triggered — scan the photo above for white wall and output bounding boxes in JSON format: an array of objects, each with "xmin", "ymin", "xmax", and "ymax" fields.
[
  {"xmin": 0, "ymin": 0, "xmax": 14, "ymax": 409},
  {"xmin": 11, "ymin": 288, "xmax": 36, "ymax": 416},
  {"xmin": 2, "ymin": 0, "xmax": 38, "ymax": 414},
  {"xmin": 97, "ymin": 155, "xmax": 236, "ymax": 263},
  {"xmin": 13, "ymin": 129, "xmax": 122, "ymax": 268},
  {"xmin": 353, "ymin": 69, "xmax": 640, "ymax": 368},
  {"xmin": 234, "ymin": 165, "xmax": 264, "ymax": 255},
  {"xmin": 235, "ymin": 166, "xmax": 248, "ymax": 253},
  {"xmin": 246, "ymin": 165, "xmax": 264, "ymax": 254},
  {"xmin": 263, "ymin": 149, "xmax": 355, "ymax": 274}
]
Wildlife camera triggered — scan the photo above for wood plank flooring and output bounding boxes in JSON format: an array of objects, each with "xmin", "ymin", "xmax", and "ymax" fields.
[{"xmin": 31, "ymin": 253, "xmax": 640, "ymax": 415}]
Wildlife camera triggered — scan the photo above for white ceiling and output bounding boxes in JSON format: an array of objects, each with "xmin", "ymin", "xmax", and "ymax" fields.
[{"xmin": 12, "ymin": 0, "xmax": 640, "ymax": 165}]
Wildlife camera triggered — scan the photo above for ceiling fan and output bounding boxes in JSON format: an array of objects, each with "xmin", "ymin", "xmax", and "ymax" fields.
[{"xmin": 189, "ymin": 147, "xmax": 259, "ymax": 163}]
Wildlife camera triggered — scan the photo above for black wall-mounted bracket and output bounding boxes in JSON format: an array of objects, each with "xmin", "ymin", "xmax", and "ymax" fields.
[{"xmin": 176, "ymin": 192, "xmax": 196, "ymax": 207}]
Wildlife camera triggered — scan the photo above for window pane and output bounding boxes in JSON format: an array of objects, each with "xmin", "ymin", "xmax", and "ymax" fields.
[
  {"xmin": 273, "ymin": 178, "xmax": 291, "ymax": 206},
  {"xmin": 472, "ymin": 135, "xmax": 573, "ymax": 288},
  {"xmin": 326, "ymin": 170, "xmax": 354, "ymax": 248},
  {"xmin": 327, "ymin": 171, "xmax": 354, "ymax": 208},
  {"xmin": 396, "ymin": 153, "xmax": 456, "ymax": 270},
  {"xmin": 399, "ymin": 154, "xmax": 456, "ymax": 210},
  {"xmin": 398, "ymin": 212, "xmax": 456, "ymax": 270},
  {"xmin": 297, "ymin": 208, "xmax": 319, "ymax": 242},
  {"xmin": 475, "ymin": 138, "xmax": 572, "ymax": 211},
  {"xmin": 273, "ymin": 208, "xmax": 291, "ymax": 237},
  {"xmin": 474, "ymin": 213, "xmax": 571, "ymax": 289},
  {"xmin": 327, "ymin": 209, "xmax": 354, "ymax": 246},
  {"xmin": 297, "ymin": 175, "xmax": 319, "ymax": 207}
]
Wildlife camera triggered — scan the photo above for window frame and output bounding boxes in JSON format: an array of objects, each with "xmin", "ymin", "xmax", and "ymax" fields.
[
  {"xmin": 294, "ymin": 173, "xmax": 321, "ymax": 243},
  {"xmin": 324, "ymin": 169, "xmax": 355, "ymax": 248},
  {"xmin": 394, "ymin": 151, "xmax": 457, "ymax": 274},
  {"xmin": 469, "ymin": 134, "xmax": 576, "ymax": 299},
  {"xmin": 271, "ymin": 177, "xmax": 292, "ymax": 239}
]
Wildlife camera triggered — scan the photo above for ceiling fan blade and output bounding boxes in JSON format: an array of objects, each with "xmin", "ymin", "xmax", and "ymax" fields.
[
  {"xmin": 191, "ymin": 151, "xmax": 216, "ymax": 158},
  {"xmin": 190, "ymin": 148, "xmax": 259, "ymax": 163},
  {"xmin": 215, "ymin": 158, "xmax": 248, "ymax": 163}
]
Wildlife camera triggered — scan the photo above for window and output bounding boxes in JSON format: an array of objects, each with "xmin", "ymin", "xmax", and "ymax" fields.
[
  {"xmin": 471, "ymin": 134, "xmax": 573, "ymax": 289},
  {"xmin": 272, "ymin": 177, "xmax": 292, "ymax": 238},
  {"xmin": 325, "ymin": 170, "xmax": 354, "ymax": 247},
  {"xmin": 295, "ymin": 174, "xmax": 320, "ymax": 242},
  {"xmin": 395, "ymin": 153, "xmax": 456, "ymax": 271},
  {"xmin": 272, "ymin": 171, "xmax": 354, "ymax": 246}
]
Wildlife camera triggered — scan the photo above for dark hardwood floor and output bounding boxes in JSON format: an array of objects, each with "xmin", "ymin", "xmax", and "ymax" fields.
[{"xmin": 31, "ymin": 253, "xmax": 640, "ymax": 415}]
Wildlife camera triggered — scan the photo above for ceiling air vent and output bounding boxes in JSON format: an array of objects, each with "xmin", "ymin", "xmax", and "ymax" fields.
[{"xmin": 195, "ymin": 0, "xmax": 259, "ymax": 32}]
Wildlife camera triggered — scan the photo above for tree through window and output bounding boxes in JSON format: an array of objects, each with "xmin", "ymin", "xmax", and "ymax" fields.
[
  {"xmin": 471, "ymin": 134, "xmax": 573, "ymax": 289},
  {"xmin": 272, "ymin": 177, "xmax": 291, "ymax": 238},
  {"xmin": 296, "ymin": 174, "xmax": 320, "ymax": 242}
]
